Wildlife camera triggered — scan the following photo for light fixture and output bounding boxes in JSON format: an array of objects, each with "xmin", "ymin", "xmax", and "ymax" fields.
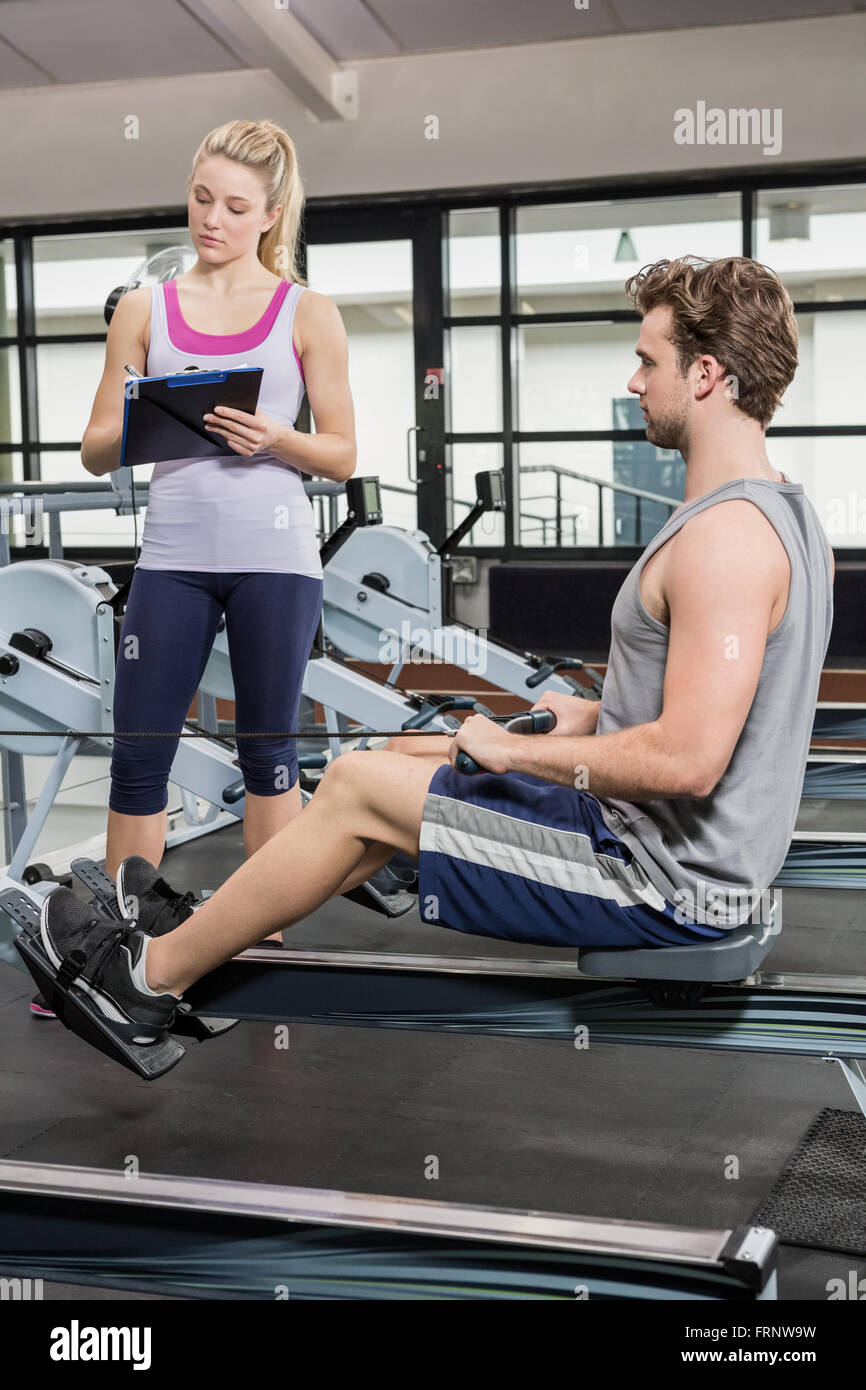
[
  {"xmin": 768, "ymin": 202, "xmax": 810, "ymax": 243},
  {"xmin": 614, "ymin": 230, "xmax": 638, "ymax": 262}
]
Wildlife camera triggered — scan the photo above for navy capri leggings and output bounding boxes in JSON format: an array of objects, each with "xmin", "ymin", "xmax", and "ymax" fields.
[{"xmin": 109, "ymin": 569, "xmax": 323, "ymax": 815}]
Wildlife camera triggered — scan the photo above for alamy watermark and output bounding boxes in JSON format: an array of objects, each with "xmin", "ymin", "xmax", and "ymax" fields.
[
  {"xmin": 826, "ymin": 491, "xmax": 866, "ymax": 538},
  {"xmin": 674, "ymin": 102, "xmax": 782, "ymax": 158},
  {"xmin": 0, "ymin": 497, "xmax": 43, "ymax": 546},
  {"xmin": 0, "ymin": 1276, "xmax": 43, "ymax": 1300},
  {"xmin": 673, "ymin": 882, "xmax": 780, "ymax": 930},
  {"xmin": 379, "ymin": 621, "xmax": 489, "ymax": 675},
  {"xmin": 50, "ymin": 1321, "xmax": 151, "ymax": 1369}
]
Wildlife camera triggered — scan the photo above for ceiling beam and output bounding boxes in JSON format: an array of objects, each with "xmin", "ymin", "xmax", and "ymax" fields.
[{"xmin": 180, "ymin": 0, "xmax": 358, "ymax": 121}]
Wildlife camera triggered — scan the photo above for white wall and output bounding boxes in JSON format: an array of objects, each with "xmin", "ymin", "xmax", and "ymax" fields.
[{"xmin": 0, "ymin": 15, "xmax": 864, "ymax": 217}]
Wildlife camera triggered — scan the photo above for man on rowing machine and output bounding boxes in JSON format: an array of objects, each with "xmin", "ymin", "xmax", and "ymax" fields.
[{"xmin": 35, "ymin": 255, "xmax": 835, "ymax": 1054}]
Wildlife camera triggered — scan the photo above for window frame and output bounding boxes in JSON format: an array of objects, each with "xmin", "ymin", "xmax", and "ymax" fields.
[{"xmin": 1, "ymin": 160, "xmax": 865, "ymax": 563}]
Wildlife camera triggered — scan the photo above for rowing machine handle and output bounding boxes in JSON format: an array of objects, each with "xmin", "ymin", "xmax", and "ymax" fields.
[{"xmin": 455, "ymin": 708, "xmax": 558, "ymax": 776}]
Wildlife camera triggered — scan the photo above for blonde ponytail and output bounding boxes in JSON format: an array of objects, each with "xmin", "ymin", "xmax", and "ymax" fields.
[{"xmin": 187, "ymin": 118, "xmax": 307, "ymax": 284}]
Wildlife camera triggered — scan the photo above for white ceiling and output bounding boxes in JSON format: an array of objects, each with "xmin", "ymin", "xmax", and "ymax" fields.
[
  {"xmin": 0, "ymin": 0, "xmax": 242, "ymax": 86},
  {"xmin": 0, "ymin": 0, "xmax": 861, "ymax": 88},
  {"xmin": 295, "ymin": 0, "xmax": 865, "ymax": 59}
]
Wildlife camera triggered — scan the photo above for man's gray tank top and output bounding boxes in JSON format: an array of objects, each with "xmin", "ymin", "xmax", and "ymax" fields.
[{"xmin": 595, "ymin": 475, "xmax": 834, "ymax": 927}]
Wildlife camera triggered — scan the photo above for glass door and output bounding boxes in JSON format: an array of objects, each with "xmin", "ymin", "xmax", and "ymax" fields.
[{"xmin": 302, "ymin": 207, "xmax": 445, "ymax": 541}]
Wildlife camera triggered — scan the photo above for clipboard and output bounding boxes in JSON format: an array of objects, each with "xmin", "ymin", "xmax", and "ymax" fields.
[{"xmin": 119, "ymin": 367, "xmax": 264, "ymax": 466}]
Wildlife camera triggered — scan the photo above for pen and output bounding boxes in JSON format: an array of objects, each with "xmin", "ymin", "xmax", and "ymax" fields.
[{"xmin": 124, "ymin": 365, "xmax": 144, "ymax": 378}]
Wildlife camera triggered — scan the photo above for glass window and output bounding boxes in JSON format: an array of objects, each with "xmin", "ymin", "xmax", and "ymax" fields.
[
  {"xmin": 306, "ymin": 238, "xmax": 416, "ymax": 529},
  {"xmin": 448, "ymin": 443, "xmax": 505, "ymax": 547},
  {"xmin": 514, "ymin": 308, "xmax": 866, "ymax": 433},
  {"xmin": 0, "ymin": 451, "xmax": 23, "ymax": 484},
  {"xmin": 516, "ymin": 321, "xmax": 641, "ymax": 432},
  {"xmin": 513, "ymin": 311, "xmax": 866, "ymax": 434},
  {"xmin": 515, "ymin": 193, "xmax": 742, "ymax": 314},
  {"xmin": 763, "ymin": 437, "xmax": 863, "ymax": 549},
  {"xmin": 774, "ymin": 312, "xmax": 866, "ymax": 428},
  {"xmin": 755, "ymin": 185, "xmax": 866, "ymax": 301},
  {"xmin": 446, "ymin": 208, "xmax": 501, "ymax": 317},
  {"xmin": 447, "ymin": 325, "xmax": 502, "ymax": 432},
  {"xmin": 0, "ymin": 348, "xmax": 22, "ymax": 443},
  {"xmin": 37, "ymin": 341, "xmax": 105, "ymax": 443},
  {"xmin": 0, "ymin": 242, "xmax": 16, "ymax": 337},
  {"xmin": 517, "ymin": 440, "xmax": 683, "ymax": 549},
  {"xmin": 33, "ymin": 229, "xmax": 191, "ymax": 335}
]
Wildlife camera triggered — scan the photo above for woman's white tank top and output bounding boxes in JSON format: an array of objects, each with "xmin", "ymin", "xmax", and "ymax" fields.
[{"xmin": 137, "ymin": 279, "xmax": 323, "ymax": 577}]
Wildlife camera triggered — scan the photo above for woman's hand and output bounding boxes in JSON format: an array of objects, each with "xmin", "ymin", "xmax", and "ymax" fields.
[
  {"xmin": 529, "ymin": 689, "xmax": 601, "ymax": 737},
  {"xmin": 202, "ymin": 406, "xmax": 283, "ymax": 457}
]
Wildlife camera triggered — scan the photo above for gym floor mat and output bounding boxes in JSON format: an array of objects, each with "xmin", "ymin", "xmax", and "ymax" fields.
[{"xmin": 752, "ymin": 1108, "xmax": 866, "ymax": 1258}]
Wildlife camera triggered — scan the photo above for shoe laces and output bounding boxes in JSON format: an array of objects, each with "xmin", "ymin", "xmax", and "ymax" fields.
[
  {"xmin": 60, "ymin": 916, "xmax": 141, "ymax": 993},
  {"xmin": 165, "ymin": 889, "xmax": 196, "ymax": 918}
]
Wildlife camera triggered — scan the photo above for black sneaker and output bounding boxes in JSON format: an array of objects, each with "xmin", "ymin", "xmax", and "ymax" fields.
[
  {"xmin": 116, "ymin": 856, "xmax": 196, "ymax": 937},
  {"xmin": 29, "ymin": 992, "xmax": 56, "ymax": 1018},
  {"xmin": 40, "ymin": 886, "xmax": 179, "ymax": 1044}
]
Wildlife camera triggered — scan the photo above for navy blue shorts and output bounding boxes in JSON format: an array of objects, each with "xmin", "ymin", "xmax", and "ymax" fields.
[
  {"xmin": 110, "ymin": 568, "xmax": 323, "ymax": 815},
  {"xmin": 417, "ymin": 766, "xmax": 728, "ymax": 949}
]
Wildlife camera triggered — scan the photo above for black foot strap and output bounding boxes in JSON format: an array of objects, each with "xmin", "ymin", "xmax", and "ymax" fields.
[
  {"xmin": 15, "ymin": 930, "xmax": 185, "ymax": 1080},
  {"xmin": 0, "ymin": 886, "xmax": 184, "ymax": 1080}
]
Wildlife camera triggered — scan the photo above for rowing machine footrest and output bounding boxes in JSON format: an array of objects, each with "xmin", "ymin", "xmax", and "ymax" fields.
[
  {"xmin": 14, "ymin": 930, "xmax": 184, "ymax": 1080},
  {"xmin": 578, "ymin": 920, "xmax": 776, "ymax": 984},
  {"xmin": 375, "ymin": 850, "xmax": 419, "ymax": 892},
  {"xmin": 69, "ymin": 858, "xmax": 122, "ymax": 918},
  {"xmin": 71, "ymin": 857, "xmax": 218, "ymax": 924},
  {"xmin": 68, "ymin": 863, "xmax": 241, "ymax": 1032},
  {"xmin": 341, "ymin": 877, "xmax": 416, "ymax": 919},
  {"xmin": 172, "ymin": 1007, "xmax": 240, "ymax": 1041}
]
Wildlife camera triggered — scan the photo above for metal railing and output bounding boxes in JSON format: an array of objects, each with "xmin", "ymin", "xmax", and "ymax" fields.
[
  {"xmin": 0, "ymin": 475, "xmax": 348, "ymax": 563},
  {"xmin": 0, "ymin": 469, "xmax": 679, "ymax": 557},
  {"xmin": 376, "ymin": 472, "xmax": 679, "ymax": 549},
  {"xmin": 377, "ymin": 482, "xmax": 558, "ymax": 547},
  {"xmin": 518, "ymin": 466, "xmax": 681, "ymax": 547}
]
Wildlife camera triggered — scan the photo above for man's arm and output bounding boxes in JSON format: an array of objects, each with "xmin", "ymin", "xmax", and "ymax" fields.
[
  {"xmin": 501, "ymin": 502, "xmax": 783, "ymax": 801},
  {"xmin": 502, "ymin": 717, "xmax": 698, "ymax": 799}
]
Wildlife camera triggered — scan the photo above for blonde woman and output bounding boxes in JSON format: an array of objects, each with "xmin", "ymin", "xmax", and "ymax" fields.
[{"xmin": 80, "ymin": 119, "xmax": 355, "ymax": 943}]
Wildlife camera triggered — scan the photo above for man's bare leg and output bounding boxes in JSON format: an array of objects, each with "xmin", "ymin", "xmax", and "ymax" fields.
[
  {"xmin": 144, "ymin": 749, "xmax": 437, "ymax": 996},
  {"xmin": 320, "ymin": 737, "xmax": 451, "ymax": 899},
  {"xmin": 383, "ymin": 734, "xmax": 454, "ymax": 759}
]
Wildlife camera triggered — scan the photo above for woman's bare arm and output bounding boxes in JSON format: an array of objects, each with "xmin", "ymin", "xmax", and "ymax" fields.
[{"xmin": 81, "ymin": 288, "xmax": 149, "ymax": 477}]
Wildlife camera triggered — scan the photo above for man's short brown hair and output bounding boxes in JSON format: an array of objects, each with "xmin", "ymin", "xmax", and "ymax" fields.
[{"xmin": 624, "ymin": 255, "xmax": 798, "ymax": 428}]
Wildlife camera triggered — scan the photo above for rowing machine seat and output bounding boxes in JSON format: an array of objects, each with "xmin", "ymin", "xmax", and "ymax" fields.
[{"xmin": 578, "ymin": 902, "xmax": 777, "ymax": 983}]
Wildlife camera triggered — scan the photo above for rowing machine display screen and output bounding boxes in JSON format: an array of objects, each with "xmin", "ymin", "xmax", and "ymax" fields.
[
  {"xmin": 346, "ymin": 476, "xmax": 383, "ymax": 526},
  {"xmin": 476, "ymin": 470, "xmax": 506, "ymax": 511}
]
